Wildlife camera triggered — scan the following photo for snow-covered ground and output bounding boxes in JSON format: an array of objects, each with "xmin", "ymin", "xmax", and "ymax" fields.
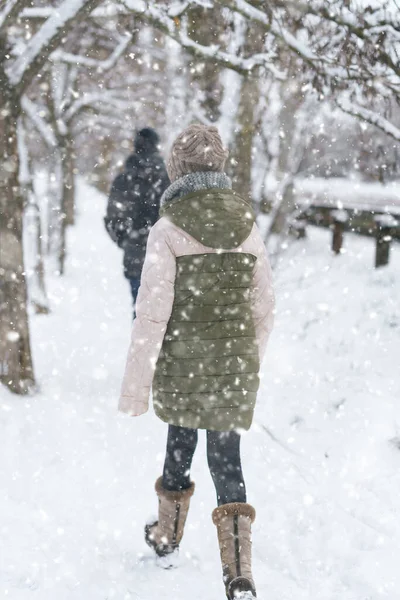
[{"xmin": 1, "ymin": 181, "xmax": 399, "ymax": 600}]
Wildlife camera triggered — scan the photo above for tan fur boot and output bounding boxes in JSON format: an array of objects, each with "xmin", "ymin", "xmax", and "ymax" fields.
[
  {"xmin": 212, "ymin": 502, "xmax": 256, "ymax": 599},
  {"xmin": 145, "ymin": 477, "xmax": 195, "ymax": 558}
]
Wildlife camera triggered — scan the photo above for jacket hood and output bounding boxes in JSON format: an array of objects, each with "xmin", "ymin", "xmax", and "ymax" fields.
[
  {"xmin": 134, "ymin": 127, "xmax": 160, "ymax": 154},
  {"xmin": 160, "ymin": 188, "xmax": 255, "ymax": 249}
]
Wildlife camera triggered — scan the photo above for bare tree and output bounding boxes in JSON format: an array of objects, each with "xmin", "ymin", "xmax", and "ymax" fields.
[
  {"xmin": 18, "ymin": 117, "xmax": 50, "ymax": 315},
  {"xmin": 119, "ymin": 0, "xmax": 400, "ymax": 226},
  {"xmin": 227, "ymin": 16, "xmax": 268, "ymax": 199},
  {"xmin": 0, "ymin": 0, "xmax": 102, "ymax": 394},
  {"xmin": 2, "ymin": 0, "xmax": 399, "ymax": 395}
]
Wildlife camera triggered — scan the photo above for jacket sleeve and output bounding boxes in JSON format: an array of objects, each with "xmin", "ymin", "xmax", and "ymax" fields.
[
  {"xmin": 250, "ymin": 229, "xmax": 275, "ymax": 362},
  {"xmin": 104, "ymin": 173, "xmax": 134, "ymax": 248},
  {"xmin": 148, "ymin": 162, "xmax": 170, "ymax": 224},
  {"xmin": 119, "ymin": 223, "xmax": 176, "ymax": 416}
]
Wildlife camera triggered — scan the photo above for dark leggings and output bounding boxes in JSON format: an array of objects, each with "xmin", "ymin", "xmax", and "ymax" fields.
[{"xmin": 162, "ymin": 425, "xmax": 246, "ymax": 506}]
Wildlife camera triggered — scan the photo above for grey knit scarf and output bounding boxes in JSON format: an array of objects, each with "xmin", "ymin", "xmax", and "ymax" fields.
[{"xmin": 160, "ymin": 171, "xmax": 232, "ymax": 206}]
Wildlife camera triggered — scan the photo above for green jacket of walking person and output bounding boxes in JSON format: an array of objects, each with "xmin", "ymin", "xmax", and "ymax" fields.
[
  {"xmin": 118, "ymin": 124, "xmax": 275, "ymax": 600},
  {"xmin": 119, "ymin": 124, "xmax": 275, "ymax": 431}
]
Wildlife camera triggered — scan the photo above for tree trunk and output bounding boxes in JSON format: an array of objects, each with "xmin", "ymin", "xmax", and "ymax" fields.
[
  {"xmin": 165, "ymin": 36, "xmax": 189, "ymax": 147},
  {"xmin": 227, "ymin": 19, "xmax": 264, "ymax": 201},
  {"xmin": 228, "ymin": 72, "xmax": 259, "ymax": 200},
  {"xmin": 268, "ymin": 93, "xmax": 299, "ymax": 235},
  {"xmin": 46, "ymin": 162, "xmax": 61, "ymax": 256},
  {"xmin": 267, "ymin": 75, "xmax": 310, "ymax": 237},
  {"xmin": 61, "ymin": 133, "xmax": 76, "ymax": 226},
  {"xmin": 0, "ymin": 89, "xmax": 36, "ymax": 394},
  {"xmin": 18, "ymin": 118, "xmax": 50, "ymax": 314},
  {"xmin": 58, "ymin": 190, "xmax": 67, "ymax": 276},
  {"xmin": 26, "ymin": 201, "xmax": 51, "ymax": 315},
  {"xmin": 269, "ymin": 178, "xmax": 296, "ymax": 236},
  {"xmin": 57, "ymin": 133, "xmax": 75, "ymax": 274},
  {"xmin": 187, "ymin": 6, "xmax": 224, "ymax": 123},
  {"xmin": 95, "ymin": 135, "xmax": 115, "ymax": 194}
]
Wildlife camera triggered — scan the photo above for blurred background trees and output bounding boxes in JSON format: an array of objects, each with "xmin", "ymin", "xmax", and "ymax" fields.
[{"xmin": 1, "ymin": 0, "xmax": 399, "ymax": 394}]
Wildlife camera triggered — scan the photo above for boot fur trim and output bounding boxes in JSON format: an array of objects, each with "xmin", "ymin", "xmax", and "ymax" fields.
[
  {"xmin": 212, "ymin": 502, "xmax": 256, "ymax": 525},
  {"xmin": 155, "ymin": 476, "xmax": 195, "ymax": 501}
]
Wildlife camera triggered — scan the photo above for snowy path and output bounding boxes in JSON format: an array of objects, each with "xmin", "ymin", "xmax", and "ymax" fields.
[{"xmin": 1, "ymin": 181, "xmax": 400, "ymax": 600}]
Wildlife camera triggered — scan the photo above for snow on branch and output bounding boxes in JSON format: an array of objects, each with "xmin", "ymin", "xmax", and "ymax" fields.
[
  {"xmin": 8, "ymin": 0, "xmax": 102, "ymax": 90},
  {"xmin": 179, "ymin": 26, "xmax": 284, "ymax": 78},
  {"xmin": 52, "ymin": 33, "xmax": 132, "ymax": 72},
  {"xmin": 337, "ymin": 98, "xmax": 400, "ymax": 143},
  {"xmin": 63, "ymin": 91, "xmax": 130, "ymax": 122},
  {"xmin": 17, "ymin": 117, "xmax": 30, "ymax": 186},
  {"xmin": 290, "ymin": 1, "xmax": 400, "ymax": 78},
  {"xmin": 167, "ymin": 1, "xmax": 191, "ymax": 18},
  {"xmin": 223, "ymin": 0, "xmax": 318, "ymax": 62},
  {"xmin": 221, "ymin": 0, "xmax": 400, "ymax": 84},
  {"xmin": 274, "ymin": 0, "xmax": 400, "ymax": 32},
  {"xmin": 20, "ymin": 4, "xmax": 127, "ymax": 20},
  {"xmin": 0, "ymin": 0, "xmax": 26, "ymax": 34},
  {"xmin": 120, "ymin": 0, "xmax": 285, "ymax": 78},
  {"xmin": 21, "ymin": 96, "xmax": 57, "ymax": 148}
]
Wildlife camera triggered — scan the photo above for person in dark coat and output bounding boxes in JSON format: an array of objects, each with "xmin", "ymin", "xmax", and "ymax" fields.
[{"xmin": 104, "ymin": 127, "xmax": 169, "ymax": 314}]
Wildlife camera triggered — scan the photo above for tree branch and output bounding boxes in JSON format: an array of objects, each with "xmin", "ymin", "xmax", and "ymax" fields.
[
  {"xmin": 336, "ymin": 98, "xmax": 400, "ymax": 142},
  {"xmin": 8, "ymin": 0, "xmax": 103, "ymax": 94},
  {"xmin": 219, "ymin": 0, "xmax": 319, "ymax": 64},
  {"xmin": 277, "ymin": 0, "xmax": 400, "ymax": 79},
  {"xmin": 0, "ymin": 0, "xmax": 29, "ymax": 34},
  {"xmin": 64, "ymin": 91, "xmax": 129, "ymax": 122},
  {"xmin": 52, "ymin": 32, "xmax": 132, "ymax": 72},
  {"xmin": 119, "ymin": 0, "xmax": 285, "ymax": 78},
  {"xmin": 21, "ymin": 96, "xmax": 57, "ymax": 148},
  {"xmin": 220, "ymin": 0, "xmax": 400, "ymax": 85},
  {"xmin": 20, "ymin": 4, "xmax": 127, "ymax": 20}
]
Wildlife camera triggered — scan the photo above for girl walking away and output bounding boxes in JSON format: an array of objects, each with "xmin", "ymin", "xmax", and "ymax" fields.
[{"xmin": 119, "ymin": 124, "xmax": 275, "ymax": 599}]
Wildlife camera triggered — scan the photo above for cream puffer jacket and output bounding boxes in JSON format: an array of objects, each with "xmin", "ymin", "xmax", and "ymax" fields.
[{"xmin": 119, "ymin": 217, "xmax": 275, "ymax": 417}]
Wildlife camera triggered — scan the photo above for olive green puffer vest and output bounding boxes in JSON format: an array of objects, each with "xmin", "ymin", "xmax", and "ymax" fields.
[{"xmin": 153, "ymin": 188, "xmax": 260, "ymax": 432}]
